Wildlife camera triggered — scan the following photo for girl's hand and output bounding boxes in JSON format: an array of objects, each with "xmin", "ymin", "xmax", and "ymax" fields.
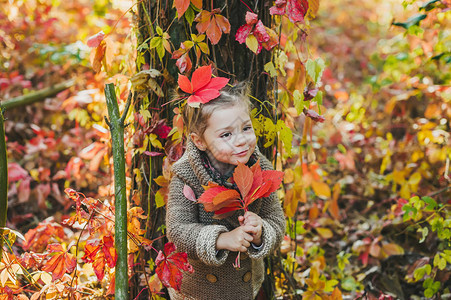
[
  {"xmin": 216, "ymin": 225, "xmax": 255, "ymax": 252},
  {"xmin": 238, "ymin": 211, "xmax": 263, "ymax": 246}
]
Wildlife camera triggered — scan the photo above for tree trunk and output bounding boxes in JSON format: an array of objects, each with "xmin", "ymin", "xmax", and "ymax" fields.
[{"xmin": 0, "ymin": 109, "xmax": 7, "ymax": 262}]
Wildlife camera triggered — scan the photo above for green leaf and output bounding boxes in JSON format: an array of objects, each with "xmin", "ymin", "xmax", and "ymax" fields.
[
  {"xmin": 422, "ymin": 196, "xmax": 437, "ymax": 211},
  {"xmin": 414, "ymin": 264, "xmax": 431, "ymax": 281},
  {"xmin": 325, "ymin": 279, "xmax": 339, "ymax": 292},
  {"xmin": 341, "ymin": 276, "xmax": 359, "ymax": 291},
  {"xmin": 306, "ymin": 58, "xmax": 326, "ymax": 83},
  {"xmin": 293, "ymin": 89, "xmax": 305, "ymax": 114},
  {"xmin": 156, "ymin": 26, "xmax": 163, "ymax": 36},
  {"xmin": 185, "ymin": 6, "xmax": 195, "ymax": 26},
  {"xmin": 392, "ymin": 14, "xmax": 427, "ymax": 30},
  {"xmin": 156, "ymin": 43, "xmax": 165, "ymax": 60},
  {"xmin": 150, "ymin": 37, "xmax": 162, "ymax": 49},
  {"xmin": 264, "ymin": 62, "xmax": 277, "ymax": 77},
  {"xmin": 418, "ymin": 226, "xmax": 428, "ymax": 243}
]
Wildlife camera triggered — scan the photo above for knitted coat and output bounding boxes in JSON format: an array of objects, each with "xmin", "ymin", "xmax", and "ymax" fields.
[{"xmin": 166, "ymin": 140, "xmax": 286, "ymax": 300}]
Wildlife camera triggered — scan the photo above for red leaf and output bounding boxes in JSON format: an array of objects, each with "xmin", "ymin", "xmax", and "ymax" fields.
[
  {"xmin": 233, "ymin": 162, "xmax": 253, "ymax": 199},
  {"xmin": 82, "ymin": 236, "xmax": 117, "ymax": 281},
  {"xmin": 86, "ymin": 31, "xmax": 105, "ymax": 48},
  {"xmin": 303, "ymin": 108, "xmax": 325, "ymax": 122},
  {"xmin": 260, "ymin": 170, "xmax": 284, "ymax": 197},
  {"xmin": 253, "ymin": 21, "xmax": 270, "ymax": 43},
  {"xmin": 143, "ymin": 151, "xmax": 164, "ymax": 156},
  {"xmin": 155, "ymin": 242, "xmax": 193, "ymax": 291},
  {"xmin": 236, "ymin": 24, "xmax": 253, "ymax": 44},
  {"xmin": 176, "ymin": 53, "xmax": 192, "ymax": 73},
  {"xmin": 245, "ymin": 12, "xmax": 258, "ymax": 25},
  {"xmin": 269, "ymin": 0, "xmax": 287, "ymax": 15},
  {"xmin": 8, "ymin": 163, "xmax": 28, "ymax": 182},
  {"xmin": 286, "ymin": 0, "xmax": 309, "ymax": 23}
]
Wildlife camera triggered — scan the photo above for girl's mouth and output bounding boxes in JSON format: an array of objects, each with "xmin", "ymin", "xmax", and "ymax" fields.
[{"xmin": 235, "ymin": 150, "xmax": 248, "ymax": 157}]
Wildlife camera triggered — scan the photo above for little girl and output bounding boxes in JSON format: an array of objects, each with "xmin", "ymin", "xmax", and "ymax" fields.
[{"xmin": 166, "ymin": 83, "xmax": 286, "ymax": 300}]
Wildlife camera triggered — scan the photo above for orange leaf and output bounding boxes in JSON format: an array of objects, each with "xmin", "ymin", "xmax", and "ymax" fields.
[
  {"xmin": 233, "ymin": 162, "xmax": 253, "ymax": 199},
  {"xmin": 311, "ymin": 180, "xmax": 331, "ymax": 198},
  {"xmin": 173, "ymin": 0, "xmax": 190, "ymax": 19},
  {"xmin": 41, "ymin": 244, "xmax": 76, "ymax": 281},
  {"xmin": 191, "ymin": 0, "xmax": 202, "ymax": 9},
  {"xmin": 90, "ymin": 40, "xmax": 106, "ymax": 73},
  {"xmin": 212, "ymin": 189, "xmax": 241, "ymax": 207},
  {"xmin": 329, "ymin": 183, "xmax": 340, "ymax": 220},
  {"xmin": 330, "ymin": 287, "xmax": 343, "ymax": 300},
  {"xmin": 195, "ymin": 10, "xmax": 231, "ymax": 45}
]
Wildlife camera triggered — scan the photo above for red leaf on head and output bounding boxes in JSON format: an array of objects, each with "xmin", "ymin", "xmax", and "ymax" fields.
[
  {"xmin": 178, "ymin": 74, "xmax": 192, "ymax": 93},
  {"xmin": 194, "ymin": 89, "xmax": 221, "ymax": 103},
  {"xmin": 155, "ymin": 242, "xmax": 193, "ymax": 291},
  {"xmin": 191, "ymin": 65, "xmax": 212, "ymax": 91},
  {"xmin": 202, "ymin": 77, "xmax": 229, "ymax": 91}
]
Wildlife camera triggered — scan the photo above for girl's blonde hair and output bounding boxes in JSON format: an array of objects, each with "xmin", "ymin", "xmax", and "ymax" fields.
[{"xmin": 181, "ymin": 82, "xmax": 252, "ymax": 137}]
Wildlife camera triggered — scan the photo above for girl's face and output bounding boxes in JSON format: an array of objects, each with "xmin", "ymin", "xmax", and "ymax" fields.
[{"xmin": 191, "ymin": 103, "xmax": 257, "ymax": 174}]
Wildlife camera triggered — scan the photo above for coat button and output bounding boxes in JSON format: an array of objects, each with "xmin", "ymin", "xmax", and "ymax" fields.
[
  {"xmin": 206, "ymin": 274, "xmax": 217, "ymax": 283},
  {"xmin": 242, "ymin": 271, "xmax": 251, "ymax": 283}
]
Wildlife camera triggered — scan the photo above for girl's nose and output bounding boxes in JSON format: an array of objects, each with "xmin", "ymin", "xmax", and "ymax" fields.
[{"xmin": 234, "ymin": 133, "xmax": 246, "ymax": 146}]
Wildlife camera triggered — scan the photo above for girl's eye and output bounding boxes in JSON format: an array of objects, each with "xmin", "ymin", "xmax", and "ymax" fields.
[
  {"xmin": 220, "ymin": 132, "xmax": 231, "ymax": 138},
  {"xmin": 243, "ymin": 126, "xmax": 252, "ymax": 131}
]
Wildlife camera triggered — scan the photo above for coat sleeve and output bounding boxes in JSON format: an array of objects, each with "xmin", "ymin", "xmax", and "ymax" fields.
[
  {"xmin": 247, "ymin": 191, "xmax": 285, "ymax": 259},
  {"xmin": 166, "ymin": 175, "xmax": 230, "ymax": 266}
]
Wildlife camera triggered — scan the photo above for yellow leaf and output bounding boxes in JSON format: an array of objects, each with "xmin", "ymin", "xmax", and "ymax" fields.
[
  {"xmin": 311, "ymin": 180, "xmax": 331, "ymax": 198},
  {"xmin": 382, "ymin": 243, "xmax": 404, "ymax": 258},
  {"xmin": 408, "ymin": 172, "xmax": 421, "ymax": 186},
  {"xmin": 149, "ymin": 133, "xmax": 163, "ymax": 149},
  {"xmin": 316, "ymin": 227, "xmax": 333, "ymax": 239},
  {"xmin": 155, "ymin": 190, "xmax": 165, "ymax": 208},
  {"xmin": 400, "ymin": 183, "xmax": 411, "ymax": 199},
  {"xmin": 392, "ymin": 169, "xmax": 405, "ymax": 185},
  {"xmin": 245, "ymin": 34, "xmax": 259, "ymax": 54}
]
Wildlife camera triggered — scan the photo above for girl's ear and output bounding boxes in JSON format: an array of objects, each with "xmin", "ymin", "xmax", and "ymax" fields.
[{"xmin": 190, "ymin": 132, "xmax": 207, "ymax": 151}]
